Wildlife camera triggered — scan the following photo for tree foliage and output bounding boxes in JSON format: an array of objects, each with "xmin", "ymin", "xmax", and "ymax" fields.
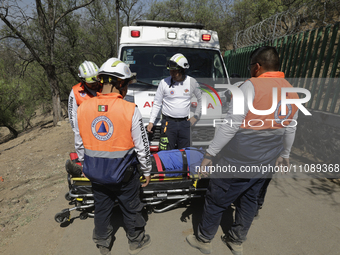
[
  {"xmin": 0, "ymin": 46, "xmax": 48, "ymax": 137},
  {"xmin": 0, "ymin": 0, "xmax": 338, "ymax": 138},
  {"xmin": 0, "ymin": 0, "xmax": 95, "ymax": 128},
  {"xmin": 144, "ymin": 0, "xmax": 234, "ymax": 50}
]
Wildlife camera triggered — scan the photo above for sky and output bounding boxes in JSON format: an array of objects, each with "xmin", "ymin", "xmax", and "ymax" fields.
[
  {"xmin": 14, "ymin": 0, "xmax": 35, "ymax": 16},
  {"xmin": 18, "ymin": 0, "xmax": 35, "ymax": 9}
]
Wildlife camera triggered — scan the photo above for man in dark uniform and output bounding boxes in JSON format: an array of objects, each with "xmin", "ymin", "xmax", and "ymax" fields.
[
  {"xmin": 77, "ymin": 58, "xmax": 152, "ymax": 255},
  {"xmin": 186, "ymin": 46, "xmax": 299, "ymax": 255}
]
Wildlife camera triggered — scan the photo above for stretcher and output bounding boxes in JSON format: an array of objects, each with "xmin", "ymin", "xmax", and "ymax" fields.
[
  {"xmin": 54, "ymin": 147, "xmax": 209, "ymax": 224},
  {"xmin": 141, "ymin": 146, "xmax": 209, "ymax": 213}
]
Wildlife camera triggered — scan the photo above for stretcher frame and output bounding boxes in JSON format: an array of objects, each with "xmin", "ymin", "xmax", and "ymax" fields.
[{"xmin": 54, "ymin": 153, "xmax": 208, "ymax": 223}]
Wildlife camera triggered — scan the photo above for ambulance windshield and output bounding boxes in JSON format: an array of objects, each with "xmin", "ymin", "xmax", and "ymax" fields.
[{"xmin": 120, "ymin": 46, "xmax": 227, "ymax": 86}]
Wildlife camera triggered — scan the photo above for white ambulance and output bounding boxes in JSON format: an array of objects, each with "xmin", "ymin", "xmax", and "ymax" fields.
[{"xmin": 118, "ymin": 20, "xmax": 231, "ymax": 147}]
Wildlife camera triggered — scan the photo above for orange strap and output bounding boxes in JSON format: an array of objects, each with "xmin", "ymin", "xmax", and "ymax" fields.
[
  {"xmin": 153, "ymin": 153, "xmax": 164, "ymax": 181},
  {"xmin": 69, "ymin": 152, "xmax": 82, "ymax": 166}
]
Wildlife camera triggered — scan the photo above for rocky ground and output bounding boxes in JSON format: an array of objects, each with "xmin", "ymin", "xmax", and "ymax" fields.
[
  {"xmin": 0, "ymin": 113, "xmax": 339, "ymax": 255},
  {"xmin": 0, "ymin": 115, "xmax": 74, "ymax": 251}
]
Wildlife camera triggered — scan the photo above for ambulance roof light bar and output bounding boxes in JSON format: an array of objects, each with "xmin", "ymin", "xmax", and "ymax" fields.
[
  {"xmin": 202, "ymin": 34, "xmax": 211, "ymax": 41},
  {"xmin": 135, "ymin": 20, "xmax": 205, "ymax": 29},
  {"xmin": 131, "ymin": 30, "xmax": 140, "ymax": 37}
]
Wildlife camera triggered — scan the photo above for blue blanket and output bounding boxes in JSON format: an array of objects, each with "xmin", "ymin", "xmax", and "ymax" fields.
[{"xmin": 151, "ymin": 147, "xmax": 204, "ymax": 177}]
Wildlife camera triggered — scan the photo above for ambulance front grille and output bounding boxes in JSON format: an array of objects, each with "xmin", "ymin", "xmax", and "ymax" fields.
[
  {"xmin": 147, "ymin": 125, "xmax": 161, "ymax": 142},
  {"xmin": 191, "ymin": 126, "xmax": 215, "ymax": 142}
]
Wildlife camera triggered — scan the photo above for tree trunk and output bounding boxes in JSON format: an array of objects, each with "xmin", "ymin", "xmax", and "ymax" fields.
[
  {"xmin": 116, "ymin": 0, "xmax": 120, "ymax": 55},
  {"xmin": 45, "ymin": 64, "xmax": 62, "ymax": 126},
  {"xmin": 5, "ymin": 124, "xmax": 18, "ymax": 138}
]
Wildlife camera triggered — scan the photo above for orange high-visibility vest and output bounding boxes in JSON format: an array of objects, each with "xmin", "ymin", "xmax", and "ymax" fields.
[
  {"xmin": 72, "ymin": 83, "xmax": 95, "ymax": 106},
  {"xmin": 77, "ymin": 92, "xmax": 137, "ymax": 184},
  {"xmin": 220, "ymin": 72, "xmax": 299, "ymax": 173},
  {"xmin": 242, "ymin": 71, "xmax": 299, "ymax": 129}
]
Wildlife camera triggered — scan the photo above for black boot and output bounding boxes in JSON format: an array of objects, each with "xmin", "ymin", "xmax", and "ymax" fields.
[{"xmin": 65, "ymin": 159, "xmax": 82, "ymax": 177}]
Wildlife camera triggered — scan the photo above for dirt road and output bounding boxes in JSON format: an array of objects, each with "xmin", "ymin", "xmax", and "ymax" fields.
[{"xmin": 1, "ymin": 120, "xmax": 340, "ymax": 255}]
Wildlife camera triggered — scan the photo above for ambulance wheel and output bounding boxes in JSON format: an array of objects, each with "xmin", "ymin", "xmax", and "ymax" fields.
[
  {"xmin": 55, "ymin": 211, "xmax": 70, "ymax": 223},
  {"xmin": 80, "ymin": 211, "xmax": 88, "ymax": 220},
  {"xmin": 65, "ymin": 192, "xmax": 72, "ymax": 201}
]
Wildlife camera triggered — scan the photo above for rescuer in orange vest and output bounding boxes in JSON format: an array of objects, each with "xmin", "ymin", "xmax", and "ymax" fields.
[
  {"xmin": 77, "ymin": 58, "xmax": 152, "ymax": 255},
  {"xmin": 66, "ymin": 60, "xmax": 101, "ymax": 176},
  {"xmin": 186, "ymin": 46, "xmax": 299, "ymax": 255}
]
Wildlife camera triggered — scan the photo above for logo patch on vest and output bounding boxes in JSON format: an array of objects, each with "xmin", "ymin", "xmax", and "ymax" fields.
[
  {"xmin": 80, "ymin": 92, "xmax": 87, "ymax": 97},
  {"xmin": 91, "ymin": 116, "xmax": 114, "ymax": 141},
  {"xmin": 183, "ymin": 88, "xmax": 189, "ymax": 96},
  {"xmin": 170, "ymin": 90, "xmax": 174, "ymax": 95}
]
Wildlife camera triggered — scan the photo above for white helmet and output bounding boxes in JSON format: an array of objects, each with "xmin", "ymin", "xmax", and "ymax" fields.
[
  {"xmin": 167, "ymin": 53, "xmax": 190, "ymax": 70},
  {"xmin": 98, "ymin": 58, "xmax": 133, "ymax": 80},
  {"xmin": 78, "ymin": 61, "xmax": 99, "ymax": 83}
]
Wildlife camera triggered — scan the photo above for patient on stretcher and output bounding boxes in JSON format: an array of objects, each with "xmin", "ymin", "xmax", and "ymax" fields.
[
  {"xmin": 65, "ymin": 148, "xmax": 204, "ymax": 179},
  {"xmin": 149, "ymin": 147, "xmax": 204, "ymax": 179}
]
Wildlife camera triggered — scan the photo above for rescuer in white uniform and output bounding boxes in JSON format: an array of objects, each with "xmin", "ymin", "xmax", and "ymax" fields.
[
  {"xmin": 146, "ymin": 53, "xmax": 202, "ymax": 150},
  {"xmin": 66, "ymin": 61, "xmax": 101, "ymax": 176}
]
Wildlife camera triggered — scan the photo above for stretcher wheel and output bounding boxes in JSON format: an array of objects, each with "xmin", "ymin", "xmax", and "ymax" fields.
[
  {"xmin": 80, "ymin": 211, "xmax": 88, "ymax": 220},
  {"xmin": 146, "ymin": 206, "xmax": 154, "ymax": 215},
  {"xmin": 65, "ymin": 192, "xmax": 72, "ymax": 201},
  {"xmin": 55, "ymin": 210, "xmax": 70, "ymax": 223}
]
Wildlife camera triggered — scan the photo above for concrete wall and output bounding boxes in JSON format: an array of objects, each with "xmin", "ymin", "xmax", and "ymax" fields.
[{"xmin": 294, "ymin": 110, "xmax": 340, "ymax": 164}]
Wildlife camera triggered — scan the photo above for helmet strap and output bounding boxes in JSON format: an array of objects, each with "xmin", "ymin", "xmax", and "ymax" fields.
[
  {"xmin": 99, "ymin": 75, "xmax": 132, "ymax": 95},
  {"xmin": 110, "ymin": 84, "xmax": 115, "ymax": 93},
  {"xmin": 80, "ymin": 80, "xmax": 86, "ymax": 88},
  {"xmin": 109, "ymin": 80, "xmax": 125, "ymax": 95}
]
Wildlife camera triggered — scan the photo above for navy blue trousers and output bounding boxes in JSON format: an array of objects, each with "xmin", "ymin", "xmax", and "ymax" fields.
[
  {"xmin": 257, "ymin": 177, "xmax": 272, "ymax": 209},
  {"xmin": 161, "ymin": 118, "xmax": 190, "ymax": 150},
  {"xmin": 91, "ymin": 172, "xmax": 145, "ymax": 248},
  {"xmin": 197, "ymin": 177, "xmax": 267, "ymax": 244}
]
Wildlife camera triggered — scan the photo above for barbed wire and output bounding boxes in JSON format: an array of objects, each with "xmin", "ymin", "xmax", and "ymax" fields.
[{"xmin": 233, "ymin": 3, "xmax": 339, "ymax": 49}]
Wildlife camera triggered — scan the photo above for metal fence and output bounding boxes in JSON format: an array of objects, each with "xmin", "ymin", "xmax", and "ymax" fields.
[
  {"xmin": 233, "ymin": 9, "xmax": 300, "ymax": 49},
  {"xmin": 224, "ymin": 22, "xmax": 340, "ymax": 115}
]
